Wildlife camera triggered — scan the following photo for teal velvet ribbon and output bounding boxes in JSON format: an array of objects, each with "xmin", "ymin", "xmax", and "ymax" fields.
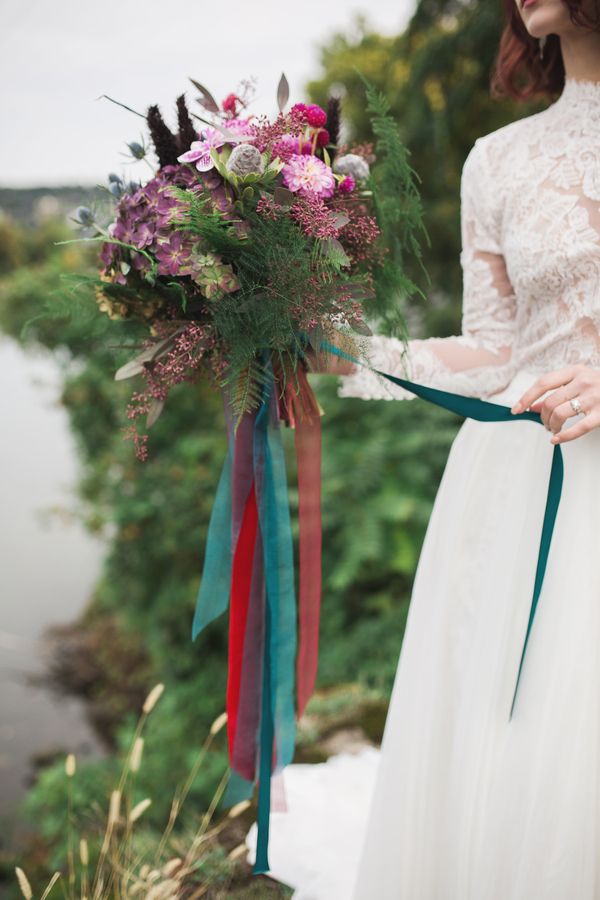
[
  {"xmin": 320, "ymin": 339, "xmax": 564, "ymax": 721},
  {"xmin": 192, "ymin": 375, "xmax": 296, "ymax": 875},
  {"xmin": 252, "ymin": 380, "xmax": 297, "ymax": 874},
  {"xmin": 192, "ymin": 436, "xmax": 234, "ymax": 640}
]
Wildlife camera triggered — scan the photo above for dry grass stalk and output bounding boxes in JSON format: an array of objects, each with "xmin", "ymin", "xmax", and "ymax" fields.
[
  {"xmin": 15, "ymin": 685, "xmax": 243, "ymax": 900},
  {"xmin": 129, "ymin": 798, "xmax": 152, "ymax": 823},
  {"xmin": 15, "ymin": 866, "xmax": 33, "ymax": 899},
  {"xmin": 39, "ymin": 872, "xmax": 61, "ymax": 900},
  {"xmin": 153, "ymin": 709, "xmax": 228, "ymax": 865}
]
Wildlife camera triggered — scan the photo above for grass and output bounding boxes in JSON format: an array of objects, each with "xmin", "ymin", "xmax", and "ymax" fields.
[{"xmin": 13, "ymin": 683, "xmax": 293, "ymax": 900}]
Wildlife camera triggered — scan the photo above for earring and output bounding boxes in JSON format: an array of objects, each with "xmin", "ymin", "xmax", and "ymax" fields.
[{"xmin": 538, "ymin": 35, "xmax": 547, "ymax": 60}]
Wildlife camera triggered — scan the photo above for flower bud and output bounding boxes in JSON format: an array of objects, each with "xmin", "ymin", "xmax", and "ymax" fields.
[
  {"xmin": 75, "ymin": 206, "xmax": 95, "ymax": 226},
  {"xmin": 127, "ymin": 141, "xmax": 146, "ymax": 159}
]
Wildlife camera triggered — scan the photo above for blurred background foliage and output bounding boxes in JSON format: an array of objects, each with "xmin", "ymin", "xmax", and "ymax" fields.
[{"xmin": 0, "ymin": 0, "xmax": 546, "ymax": 892}]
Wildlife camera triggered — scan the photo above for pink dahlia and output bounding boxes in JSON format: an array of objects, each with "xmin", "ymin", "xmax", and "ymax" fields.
[{"xmin": 281, "ymin": 154, "xmax": 336, "ymax": 199}]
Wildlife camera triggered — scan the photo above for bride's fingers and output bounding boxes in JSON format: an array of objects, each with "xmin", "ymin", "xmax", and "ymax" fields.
[
  {"xmin": 530, "ymin": 385, "xmax": 578, "ymax": 427},
  {"xmin": 547, "ymin": 399, "xmax": 585, "ymax": 433},
  {"xmin": 550, "ymin": 409, "xmax": 599, "ymax": 444},
  {"xmin": 511, "ymin": 366, "xmax": 580, "ymax": 414}
]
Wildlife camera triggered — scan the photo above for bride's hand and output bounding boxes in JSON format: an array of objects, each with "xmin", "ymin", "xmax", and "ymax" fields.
[
  {"xmin": 304, "ymin": 345, "xmax": 357, "ymax": 377},
  {"xmin": 510, "ymin": 364, "xmax": 600, "ymax": 444}
]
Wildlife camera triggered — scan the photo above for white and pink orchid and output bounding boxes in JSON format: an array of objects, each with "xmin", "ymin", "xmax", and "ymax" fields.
[{"xmin": 177, "ymin": 126, "xmax": 227, "ymax": 172}]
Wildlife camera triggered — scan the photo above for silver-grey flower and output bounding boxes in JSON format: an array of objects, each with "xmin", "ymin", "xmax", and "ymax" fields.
[
  {"xmin": 225, "ymin": 143, "xmax": 265, "ymax": 177},
  {"xmin": 333, "ymin": 153, "xmax": 370, "ymax": 182}
]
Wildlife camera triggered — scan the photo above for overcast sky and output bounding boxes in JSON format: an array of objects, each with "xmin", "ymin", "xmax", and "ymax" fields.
[{"xmin": 0, "ymin": 0, "xmax": 416, "ymax": 188}]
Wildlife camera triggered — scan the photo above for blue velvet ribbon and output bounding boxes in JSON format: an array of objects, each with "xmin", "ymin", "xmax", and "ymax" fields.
[{"xmin": 320, "ymin": 339, "xmax": 564, "ymax": 721}]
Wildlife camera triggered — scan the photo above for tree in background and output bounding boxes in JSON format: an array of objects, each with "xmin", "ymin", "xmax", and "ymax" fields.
[{"xmin": 308, "ymin": 0, "xmax": 543, "ymax": 336}]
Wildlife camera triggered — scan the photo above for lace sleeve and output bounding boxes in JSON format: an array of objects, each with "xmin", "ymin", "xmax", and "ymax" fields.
[{"xmin": 337, "ymin": 136, "xmax": 518, "ymax": 401}]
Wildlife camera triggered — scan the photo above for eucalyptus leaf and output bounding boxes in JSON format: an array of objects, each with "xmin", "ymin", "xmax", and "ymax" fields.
[
  {"xmin": 212, "ymin": 123, "xmax": 253, "ymax": 143},
  {"xmin": 146, "ymin": 397, "xmax": 165, "ymax": 428},
  {"xmin": 114, "ymin": 329, "xmax": 184, "ymax": 381},
  {"xmin": 277, "ymin": 73, "xmax": 290, "ymax": 112},
  {"xmin": 350, "ymin": 318, "xmax": 373, "ymax": 336},
  {"xmin": 339, "ymin": 282, "xmax": 376, "ymax": 301},
  {"xmin": 273, "ymin": 186, "xmax": 295, "ymax": 207},
  {"xmin": 189, "ymin": 78, "xmax": 220, "ymax": 113},
  {"xmin": 331, "ymin": 212, "xmax": 350, "ymax": 230},
  {"xmin": 320, "ymin": 236, "xmax": 351, "ymax": 267}
]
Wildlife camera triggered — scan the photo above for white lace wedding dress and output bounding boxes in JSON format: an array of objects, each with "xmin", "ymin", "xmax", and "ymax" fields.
[{"xmin": 246, "ymin": 77, "xmax": 600, "ymax": 899}]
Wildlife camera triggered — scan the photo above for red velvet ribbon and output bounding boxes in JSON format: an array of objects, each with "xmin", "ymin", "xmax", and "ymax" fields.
[{"xmin": 227, "ymin": 479, "xmax": 258, "ymax": 762}]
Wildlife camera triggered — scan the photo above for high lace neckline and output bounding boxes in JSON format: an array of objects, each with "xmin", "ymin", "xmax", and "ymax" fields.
[{"xmin": 553, "ymin": 77, "xmax": 600, "ymax": 120}]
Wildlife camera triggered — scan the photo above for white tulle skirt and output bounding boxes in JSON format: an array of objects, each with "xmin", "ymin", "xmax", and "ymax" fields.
[{"xmin": 246, "ymin": 369, "xmax": 600, "ymax": 899}]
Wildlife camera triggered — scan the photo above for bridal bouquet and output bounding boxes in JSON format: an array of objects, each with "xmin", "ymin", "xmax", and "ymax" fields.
[{"xmin": 74, "ymin": 72, "xmax": 426, "ymax": 873}]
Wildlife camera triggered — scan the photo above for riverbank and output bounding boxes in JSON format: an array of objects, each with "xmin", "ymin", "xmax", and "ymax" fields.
[{"xmin": 0, "ymin": 337, "xmax": 105, "ymax": 847}]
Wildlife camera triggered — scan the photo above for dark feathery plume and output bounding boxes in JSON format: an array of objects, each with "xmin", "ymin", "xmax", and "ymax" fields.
[
  {"xmin": 326, "ymin": 95, "xmax": 342, "ymax": 163},
  {"xmin": 176, "ymin": 94, "xmax": 198, "ymax": 154},
  {"xmin": 146, "ymin": 104, "xmax": 180, "ymax": 168}
]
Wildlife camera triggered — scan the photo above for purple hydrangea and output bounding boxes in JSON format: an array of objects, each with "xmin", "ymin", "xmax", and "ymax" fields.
[{"xmin": 154, "ymin": 232, "xmax": 196, "ymax": 277}]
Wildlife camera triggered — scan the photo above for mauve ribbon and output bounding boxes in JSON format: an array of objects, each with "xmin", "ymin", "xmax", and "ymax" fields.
[{"xmin": 281, "ymin": 365, "xmax": 323, "ymax": 717}]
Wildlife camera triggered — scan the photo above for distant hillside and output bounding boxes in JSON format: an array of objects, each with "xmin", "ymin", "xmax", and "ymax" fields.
[{"xmin": 0, "ymin": 186, "xmax": 104, "ymax": 227}]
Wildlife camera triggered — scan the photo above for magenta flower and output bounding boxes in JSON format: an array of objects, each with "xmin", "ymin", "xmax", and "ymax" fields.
[
  {"xmin": 316, "ymin": 128, "xmax": 330, "ymax": 148},
  {"xmin": 222, "ymin": 93, "xmax": 241, "ymax": 116},
  {"xmin": 177, "ymin": 126, "xmax": 226, "ymax": 172},
  {"xmin": 290, "ymin": 103, "xmax": 327, "ymax": 128},
  {"xmin": 281, "ymin": 154, "xmax": 336, "ymax": 199},
  {"xmin": 338, "ymin": 175, "xmax": 356, "ymax": 194},
  {"xmin": 305, "ymin": 104, "xmax": 327, "ymax": 128}
]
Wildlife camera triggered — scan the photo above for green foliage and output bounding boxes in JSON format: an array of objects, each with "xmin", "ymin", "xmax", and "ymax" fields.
[{"xmin": 358, "ymin": 75, "xmax": 430, "ymax": 336}]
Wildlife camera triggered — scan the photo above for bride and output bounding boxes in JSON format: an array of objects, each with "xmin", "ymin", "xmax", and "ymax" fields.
[{"xmin": 248, "ymin": 1, "xmax": 600, "ymax": 897}]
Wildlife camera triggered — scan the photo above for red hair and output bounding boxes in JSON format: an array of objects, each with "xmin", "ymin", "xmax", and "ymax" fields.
[{"xmin": 491, "ymin": 0, "xmax": 600, "ymax": 101}]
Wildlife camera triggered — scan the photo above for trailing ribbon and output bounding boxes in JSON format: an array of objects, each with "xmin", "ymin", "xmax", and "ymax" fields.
[
  {"xmin": 319, "ymin": 339, "xmax": 564, "ymax": 721},
  {"xmin": 192, "ymin": 342, "xmax": 561, "ymax": 878},
  {"xmin": 277, "ymin": 363, "xmax": 323, "ymax": 717},
  {"xmin": 193, "ymin": 365, "xmax": 318, "ymax": 875}
]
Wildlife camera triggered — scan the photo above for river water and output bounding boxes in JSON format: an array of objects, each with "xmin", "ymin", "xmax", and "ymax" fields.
[{"xmin": 0, "ymin": 336, "xmax": 104, "ymax": 847}]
